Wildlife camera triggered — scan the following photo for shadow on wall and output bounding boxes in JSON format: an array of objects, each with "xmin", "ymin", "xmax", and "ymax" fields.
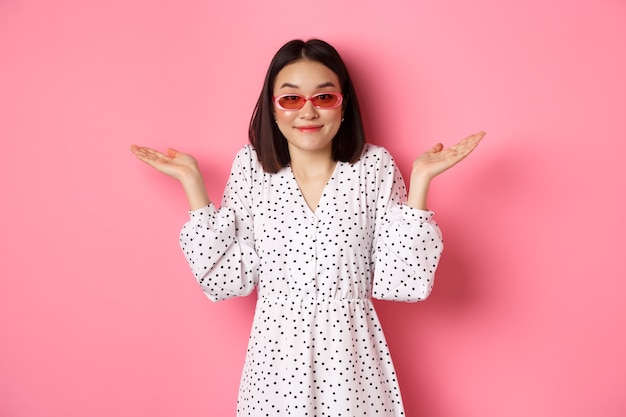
[{"xmin": 373, "ymin": 141, "xmax": 529, "ymax": 415}]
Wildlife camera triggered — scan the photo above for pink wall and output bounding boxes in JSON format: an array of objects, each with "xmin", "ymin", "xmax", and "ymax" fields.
[{"xmin": 1, "ymin": 0, "xmax": 625, "ymax": 416}]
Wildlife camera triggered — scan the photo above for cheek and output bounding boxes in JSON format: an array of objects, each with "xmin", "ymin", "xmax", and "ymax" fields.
[
  {"xmin": 275, "ymin": 110, "xmax": 295, "ymax": 124},
  {"xmin": 328, "ymin": 109, "xmax": 344, "ymax": 125},
  {"xmin": 274, "ymin": 113, "xmax": 294, "ymax": 138}
]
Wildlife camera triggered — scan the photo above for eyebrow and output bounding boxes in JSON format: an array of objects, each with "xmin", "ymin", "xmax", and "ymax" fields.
[{"xmin": 279, "ymin": 81, "xmax": 337, "ymax": 89}]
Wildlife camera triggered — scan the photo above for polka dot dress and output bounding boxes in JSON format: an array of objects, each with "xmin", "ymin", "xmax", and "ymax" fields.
[{"xmin": 180, "ymin": 144, "xmax": 443, "ymax": 416}]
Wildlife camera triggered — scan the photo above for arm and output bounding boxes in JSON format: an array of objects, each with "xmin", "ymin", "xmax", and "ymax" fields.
[
  {"xmin": 370, "ymin": 132, "xmax": 484, "ymax": 302},
  {"xmin": 178, "ymin": 147, "xmax": 259, "ymax": 301},
  {"xmin": 131, "ymin": 144, "xmax": 259, "ymax": 301},
  {"xmin": 407, "ymin": 131, "xmax": 485, "ymax": 210},
  {"xmin": 370, "ymin": 152, "xmax": 443, "ymax": 302}
]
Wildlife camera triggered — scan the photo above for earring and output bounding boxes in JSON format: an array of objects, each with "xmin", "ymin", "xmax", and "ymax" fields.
[{"xmin": 341, "ymin": 117, "xmax": 345, "ymax": 122}]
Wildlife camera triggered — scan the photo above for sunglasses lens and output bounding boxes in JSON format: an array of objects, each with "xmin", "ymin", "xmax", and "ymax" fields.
[
  {"xmin": 277, "ymin": 95, "xmax": 305, "ymax": 110},
  {"xmin": 275, "ymin": 93, "xmax": 342, "ymax": 110},
  {"xmin": 311, "ymin": 94, "xmax": 340, "ymax": 108}
]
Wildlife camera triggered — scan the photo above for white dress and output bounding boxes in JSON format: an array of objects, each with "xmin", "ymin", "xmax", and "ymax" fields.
[{"xmin": 180, "ymin": 144, "xmax": 443, "ymax": 416}]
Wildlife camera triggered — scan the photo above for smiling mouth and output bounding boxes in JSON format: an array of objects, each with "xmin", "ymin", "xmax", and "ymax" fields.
[{"xmin": 296, "ymin": 125, "xmax": 323, "ymax": 133}]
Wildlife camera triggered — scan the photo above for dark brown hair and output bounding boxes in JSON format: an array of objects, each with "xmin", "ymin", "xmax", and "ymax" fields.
[{"xmin": 249, "ymin": 39, "xmax": 366, "ymax": 173}]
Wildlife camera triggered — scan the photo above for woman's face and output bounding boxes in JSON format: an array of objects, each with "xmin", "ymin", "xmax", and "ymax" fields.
[{"xmin": 273, "ymin": 60, "xmax": 343, "ymax": 159}]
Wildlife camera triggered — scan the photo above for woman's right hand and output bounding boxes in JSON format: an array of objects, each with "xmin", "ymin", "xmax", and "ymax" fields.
[
  {"xmin": 130, "ymin": 145, "xmax": 211, "ymax": 210},
  {"xmin": 130, "ymin": 145, "xmax": 202, "ymax": 182}
]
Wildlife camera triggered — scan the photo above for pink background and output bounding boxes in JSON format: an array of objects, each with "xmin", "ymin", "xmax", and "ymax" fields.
[{"xmin": 1, "ymin": 0, "xmax": 625, "ymax": 416}]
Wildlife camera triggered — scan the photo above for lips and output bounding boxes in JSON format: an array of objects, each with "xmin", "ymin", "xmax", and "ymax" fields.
[{"xmin": 295, "ymin": 125, "xmax": 323, "ymax": 133}]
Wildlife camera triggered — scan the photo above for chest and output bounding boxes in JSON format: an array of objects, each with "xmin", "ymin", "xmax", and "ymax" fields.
[{"xmin": 251, "ymin": 165, "xmax": 377, "ymax": 256}]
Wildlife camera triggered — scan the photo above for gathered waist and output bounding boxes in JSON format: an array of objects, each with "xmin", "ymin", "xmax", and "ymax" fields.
[{"xmin": 258, "ymin": 297, "xmax": 372, "ymax": 305}]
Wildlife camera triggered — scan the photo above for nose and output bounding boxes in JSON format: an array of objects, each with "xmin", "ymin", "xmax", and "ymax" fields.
[{"xmin": 299, "ymin": 99, "xmax": 319, "ymax": 119}]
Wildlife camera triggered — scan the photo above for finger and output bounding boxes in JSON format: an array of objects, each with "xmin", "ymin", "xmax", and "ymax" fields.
[
  {"xmin": 429, "ymin": 143, "xmax": 444, "ymax": 153},
  {"xmin": 131, "ymin": 147, "xmax": 173, "ymax": 167},
  {"xmin": 457, "ymin": 131, "xmax": 484, "ymax": 145},
  {"xmin": 140, "ymin": 147, "xmax": 171, "ymax": 160},
  {"xmin": 451, "ymin": 131, "xmax": 485, "ymax": 153},
  {"xmin": 132, "ymin": 150, "xmax": 161, "ymax": 165},
  {"xmin": 445, "ymin": 132, "xmax": 485, "ymax": 164},
  {"xmin": 167, "ymin": 148, "xmax": 181, "ymax": 157},
  {"xmin": 463, "ymin": 131, "xmax": 485, "ymax": 147},
  {"xmin": 130, "ymin": 144, "xmax": 151, "ymax": 156}
]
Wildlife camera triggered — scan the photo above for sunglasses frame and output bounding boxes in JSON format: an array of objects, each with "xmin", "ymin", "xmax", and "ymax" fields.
[{"xmin": 273, "ymin": 92, "xmax": 344, "ymax": 111}]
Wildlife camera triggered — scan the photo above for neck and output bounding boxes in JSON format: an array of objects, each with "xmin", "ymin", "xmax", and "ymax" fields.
[{"xmin": 288, "ymin": 148, "xmax": 335, "ymax": 178}]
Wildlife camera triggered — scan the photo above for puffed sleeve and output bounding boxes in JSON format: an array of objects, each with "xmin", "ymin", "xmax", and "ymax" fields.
[
  {"xmin": 179, "ymin": 146, "xmax": 259, "ymax": 302},
  {"xmin": 370, "ymin": 148, "xmax": 443, "ymax": 302}
]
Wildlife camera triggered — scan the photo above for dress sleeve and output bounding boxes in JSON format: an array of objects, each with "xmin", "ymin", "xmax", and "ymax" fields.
[
  {"xmin": 370, "ymin": 149, "xmax": 443, "ymax": 302},
  {"xmin": 179, "ymin": 147, "xmax": 259, "ymax": 302}
]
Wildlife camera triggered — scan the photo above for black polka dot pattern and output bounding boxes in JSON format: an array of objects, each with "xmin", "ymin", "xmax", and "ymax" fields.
[{"xmin": 179, "ymin": 144, "xmax": 443, "ymax": 416}]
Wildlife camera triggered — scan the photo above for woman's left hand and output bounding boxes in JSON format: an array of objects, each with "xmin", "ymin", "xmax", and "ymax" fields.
[{"xmin": 411, "ymin": 131, "xmax": 485, "ymax": 182}]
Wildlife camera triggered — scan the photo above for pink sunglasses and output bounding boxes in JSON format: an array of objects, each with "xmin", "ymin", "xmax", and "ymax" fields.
[{"xmin": 273, "ymin": 92, "xmax": 343, "ymax": 111}]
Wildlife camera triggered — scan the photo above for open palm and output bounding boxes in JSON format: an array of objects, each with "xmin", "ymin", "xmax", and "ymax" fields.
[
  {"xmin": 130, "ymin": 145, "xmax": 200, "ymax": 181},
  {"xmin": 412, "ymin": 131, "xmax": 485, "ymax": 180}
]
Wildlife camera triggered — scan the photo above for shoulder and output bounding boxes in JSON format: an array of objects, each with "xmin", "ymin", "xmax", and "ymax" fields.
[
  {"xmin": 359, "ymin": 143, "xmax": 397, "ymax": 168},
  {"xmin": 233, "ymin": 144, "xmax": 258, "ymax": 161},
  {"xmin": 232, "ymin": 144, "xmax": 262, "ymax": 170},
  {"xmin": 226, "ymin": 144, "xmax": 267, "ymax": 183}
]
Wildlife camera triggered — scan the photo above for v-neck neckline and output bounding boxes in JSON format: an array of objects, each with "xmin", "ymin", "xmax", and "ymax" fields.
[{"xmin": 288, "ymin": 161, "xmax": 340, "ymax": 215}]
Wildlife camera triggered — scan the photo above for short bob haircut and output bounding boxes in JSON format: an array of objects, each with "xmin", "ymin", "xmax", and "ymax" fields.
[{"xmin": 249, "ymin": 39, "xmax": 366, "ymax": 173}]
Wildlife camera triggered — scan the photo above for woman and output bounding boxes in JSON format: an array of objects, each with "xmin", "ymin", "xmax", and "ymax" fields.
[{"xmin": 131, "ymin": 38, "xmax": 483, "ymax": 416}]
